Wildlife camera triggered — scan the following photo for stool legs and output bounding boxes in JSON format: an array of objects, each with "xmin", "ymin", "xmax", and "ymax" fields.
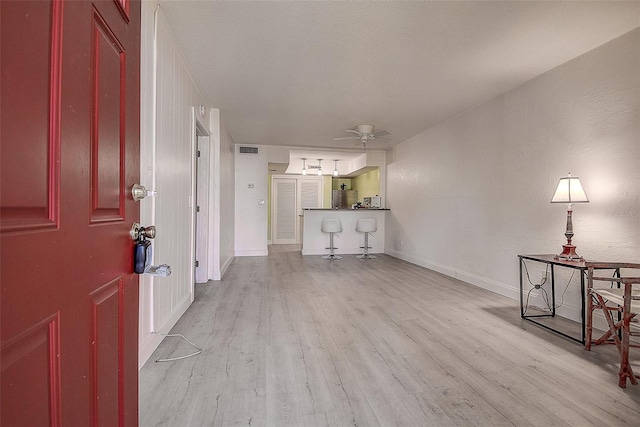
[
  {"xmin": 322, "ymin": 232, "xmax": 342, "ymax": 260},
  {"xmin": 357, "ymin": 232, "xmax": 376, "ymax": 259}
]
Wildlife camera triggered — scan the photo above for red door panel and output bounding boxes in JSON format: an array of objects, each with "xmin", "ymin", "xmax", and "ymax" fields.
[
  {"xmin": 91, "ymin": 8, "xmax": 126, "ymax": 223},
  {"xmin": 90, "ymin": 278, "xmax": 123, "ymax": 425},
  {"xmin": 1, "ymin": 314, "xmax": 62, "ymax": 426},
  {"xmin": 1, "ymin": 1, "xmax": 141, "ymax": 425},
  {"xmin": 0, "ymin": 0, "xmax": 61, "ymax": 232}
]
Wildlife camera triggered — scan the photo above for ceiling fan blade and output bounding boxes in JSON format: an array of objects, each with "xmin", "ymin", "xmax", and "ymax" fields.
[
  {"xmin": 345, "ymin": 129, "xmax": 361, "ymax": 135},
  {"xmin": 373, "ymin": 129, "xmax": 391, "ymax": 137},
  {"xmin": 333, "ymin": 136, "xmax": 358, "ymax": 141}
]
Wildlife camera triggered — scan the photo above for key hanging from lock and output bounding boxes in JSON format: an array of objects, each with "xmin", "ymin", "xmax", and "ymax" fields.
[
  {"xmin": 134, "ymin": 235, "xmax": 151, "ymax": 274},
  {"xmin": 131, "ymin": 223, "xmax": 156, "ymax": 274}
]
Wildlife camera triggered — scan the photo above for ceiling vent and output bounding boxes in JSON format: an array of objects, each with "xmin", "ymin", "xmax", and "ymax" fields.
[{"xmin": 238, "ymin": 146, "xmax": 259, "ymax": 155}]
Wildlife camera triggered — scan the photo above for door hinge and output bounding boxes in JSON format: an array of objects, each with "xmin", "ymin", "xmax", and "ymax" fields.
[
  {"xmin": 196, "ymin": 205, "xmax": 200, "ymax": 212},
  {"xmin": 196, "ymin": 150, "xmax": 201, "ymax": 158},
  {"xmin": 194, "ymin": 260, "xmax": 199, "ymax": 268}
]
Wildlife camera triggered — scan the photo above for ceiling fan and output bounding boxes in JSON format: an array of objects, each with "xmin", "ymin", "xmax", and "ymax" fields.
[{"xmin": 333, "ymin": 124, "xmax": 391, "ymax": 149}]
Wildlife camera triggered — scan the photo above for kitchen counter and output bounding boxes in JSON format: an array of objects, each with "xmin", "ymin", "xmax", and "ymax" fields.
[
  {"xmin": 301, "ymin": 209, "xmax": 388, "ymax": 256},
  {"xmin": 303, "ymin": 208, "xmax": 391, "ymax": 211}
]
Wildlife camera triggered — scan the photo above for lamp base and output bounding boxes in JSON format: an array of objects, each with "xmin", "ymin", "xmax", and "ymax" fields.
[{"xmin": 554, "ymin": 244, "xmax": 583, "ymax": 262}]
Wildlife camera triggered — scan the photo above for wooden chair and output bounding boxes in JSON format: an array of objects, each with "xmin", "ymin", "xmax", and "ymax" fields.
[{"xmin": 585, "ymin": 261, "xmax": 640, "ymax": 388}]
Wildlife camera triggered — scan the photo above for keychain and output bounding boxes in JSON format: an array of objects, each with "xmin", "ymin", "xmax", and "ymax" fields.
[{"xmin": 134, "ymin": 234, "xmax": 151, "ymax": 274}]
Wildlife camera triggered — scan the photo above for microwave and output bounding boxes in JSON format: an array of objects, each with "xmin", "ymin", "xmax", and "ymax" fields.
[{"xmin": 363, "ymin": 196, "xmax": 381, "ymax": 208}]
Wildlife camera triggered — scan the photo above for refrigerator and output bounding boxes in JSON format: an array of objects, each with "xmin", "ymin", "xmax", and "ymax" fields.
[{"xmin": 332, "ymin": 190, "xmax": 358, "ymax": 209}]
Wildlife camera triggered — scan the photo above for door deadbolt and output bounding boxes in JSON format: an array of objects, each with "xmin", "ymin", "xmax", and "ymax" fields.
[
  {"xmin": 131, "ymin": 184, "xmax": 157, "ymax": 201},
  {"xmin": 130, "ymin": 222, "xmax": 156, "ymax": 241}
]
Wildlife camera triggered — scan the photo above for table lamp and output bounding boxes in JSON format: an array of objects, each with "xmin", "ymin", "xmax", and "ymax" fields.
[{"xmin": 550, "ymin": 173, "xmax": 589, "ymax": 261}]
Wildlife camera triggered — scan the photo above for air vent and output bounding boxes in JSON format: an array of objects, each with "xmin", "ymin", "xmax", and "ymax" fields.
[{"xmin": 238, "ymin": 146, "xmax": 259, "ymax": 155}]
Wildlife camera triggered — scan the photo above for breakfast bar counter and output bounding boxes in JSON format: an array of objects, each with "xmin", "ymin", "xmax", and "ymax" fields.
[{"xmin": 301, "ymin": 208, "xmax": 389, "ymax": 256}]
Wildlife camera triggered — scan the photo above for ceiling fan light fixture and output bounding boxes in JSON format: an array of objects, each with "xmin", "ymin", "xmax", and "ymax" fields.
[
  {"xmin": 333, "ymin": 160, "xmax": 339, "ymax": 176},
  {"xmin": 356, "ymin": 124, "xmax": 374, "ymax": 134},
  {"xmin": 301, "ymin": 158, "xmax": 307, "ymax": 175},
  {"xmin": 333, "ymin": 123, "xmax": 392, "ymax": 150},
  {"xmin": 317, "ymin": 159, "xmax": 323, "ymax": 176}
]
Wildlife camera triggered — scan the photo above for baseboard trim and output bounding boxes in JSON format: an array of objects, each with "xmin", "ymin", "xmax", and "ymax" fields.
[
  {"xmin": 385, "ymin": 248, "xmax": 518, "ymax": 299},
  {"xmin": 302, "ymin": 247, "xmax": 383, "ymax": 256},
  {"xmin": 138, "ymin": 332, "xmax": 164, "ymax": 370},
  {"xmin": 385, "ymin": 248, "xmax": 456, "ymax": 278},
  {"xmin": 138, "ymin": 292, "xmax": 193, "ymax": 369},
  {"xmin": 381, "ymin": 249, "xmax": 581, "ymax": 318},
  {"xmin": 213, "ymin": 255, "xmax": 234, "ymax": 280},
  {"xmin": 235, "ymin": 249, "xmax": 268, "ymax": 257}
]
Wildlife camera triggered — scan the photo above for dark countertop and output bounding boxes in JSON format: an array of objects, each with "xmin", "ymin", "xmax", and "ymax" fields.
[{"xmin": 303, "ymin": 208, "xmax": 390, "ymax": 211}]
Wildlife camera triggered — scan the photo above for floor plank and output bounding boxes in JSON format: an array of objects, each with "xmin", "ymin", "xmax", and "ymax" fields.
[{"xmin": 140, "ymin": 247, "xmax": 640, "ymax": 426}]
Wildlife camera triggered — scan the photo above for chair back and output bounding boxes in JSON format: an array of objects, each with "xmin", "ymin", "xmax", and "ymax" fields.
[
  {"xmin": 585, "ymin": 261, "xmax": 640, "ymax": 313},
  {"xmin": 321, "ymin": 219, "xmax": 342, "ymax": 233},
  {"xmin": 356, "ymin": 218, "xmax": 377, "ymax": 233}
]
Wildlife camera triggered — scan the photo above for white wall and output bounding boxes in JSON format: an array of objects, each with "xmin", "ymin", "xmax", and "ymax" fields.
[
  {"xmin": 235, "ymin": 146, "xmax": 269, "ymax": 256},
  {"xmin": 208, "ymin": 109, "xmax": 235, "ymax": 279},
  {"xmin": 385, "ymin": 29, "xmax": 640, "ymax": 322},
  {"xmin": 139, "ymin": 3, "xmax": 211, "ymax": 368},
  {"xmin": 219, "ymin": 122, "xmax": 236, "ymax": 270}
]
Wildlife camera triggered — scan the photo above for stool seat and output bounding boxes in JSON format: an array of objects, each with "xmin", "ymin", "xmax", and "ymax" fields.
[
  {"xmin": 356, "ymin": 218, "xmax": 377, "ymax": 233},
  {"xmin": 321, "ymin": 219, "xmax": 342, "ymax": 233},
  {"xmin": 321, "ymin": 219, "xmax": 342, "ymax": 260},
  {"xmin": 356, "ymin": 218, "xmax": 377, "ymax": 259}
]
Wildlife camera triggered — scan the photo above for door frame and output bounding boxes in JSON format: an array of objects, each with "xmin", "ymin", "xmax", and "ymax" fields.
[{"xmin": 193, "ymin": 114, "xmax": 210, "ymax": 284}]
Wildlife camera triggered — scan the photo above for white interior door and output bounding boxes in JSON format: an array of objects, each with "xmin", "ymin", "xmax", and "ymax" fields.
[
  {"xmin": 271, "ymin": 176, "xmax": 324, "ymax": 245},
  {"xmin": 272, "ymin": 178, "xmax": 297, "ymax": 244}
]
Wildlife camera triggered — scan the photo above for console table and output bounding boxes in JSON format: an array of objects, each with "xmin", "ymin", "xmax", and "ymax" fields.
[
  {"xmin": 518, "ymin": 254, "xmax": 623, "ymax": 344},
  {"xmin": 518, "ymin": 254, "xmax": 590, "ymax": 344}
]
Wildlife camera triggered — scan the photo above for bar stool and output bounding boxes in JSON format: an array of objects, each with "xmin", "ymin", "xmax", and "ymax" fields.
[
  {"xmin": 321, "ymin": 219, "xmax": 342, "ymax": 260},
  {"xmin": 356, "ymin": 218, "xmax": 377, "ymax": 259}
]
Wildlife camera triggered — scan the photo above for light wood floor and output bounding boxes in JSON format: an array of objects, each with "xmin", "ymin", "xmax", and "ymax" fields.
[{"xmin": 139, "ymin": 247, "xmax": 640, "ymax": 426}]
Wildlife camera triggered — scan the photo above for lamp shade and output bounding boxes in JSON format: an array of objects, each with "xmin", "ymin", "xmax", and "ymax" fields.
[{"xmin": 550, "ymin": 174, "xmax": 589, "ymax": 203}]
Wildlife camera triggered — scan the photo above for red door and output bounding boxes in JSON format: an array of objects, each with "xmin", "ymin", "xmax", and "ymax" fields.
[{"xmin": 1, "ymin": 0, "xmax": 141, "ymax": 425}]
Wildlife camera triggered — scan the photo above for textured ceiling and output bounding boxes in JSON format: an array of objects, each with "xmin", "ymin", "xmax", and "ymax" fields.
[{"xmin": 157, "ymin": 1, "xmax": 640, "ymax": 150}]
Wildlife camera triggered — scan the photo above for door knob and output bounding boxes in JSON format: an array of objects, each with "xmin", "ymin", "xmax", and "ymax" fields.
[
  {"xmin": 131, "ymin": 184, "xmax": 157, "ymax": 201},
  {"xmin": 130, "ymin": 222, "xmax": 156, "ymax": 241}
]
